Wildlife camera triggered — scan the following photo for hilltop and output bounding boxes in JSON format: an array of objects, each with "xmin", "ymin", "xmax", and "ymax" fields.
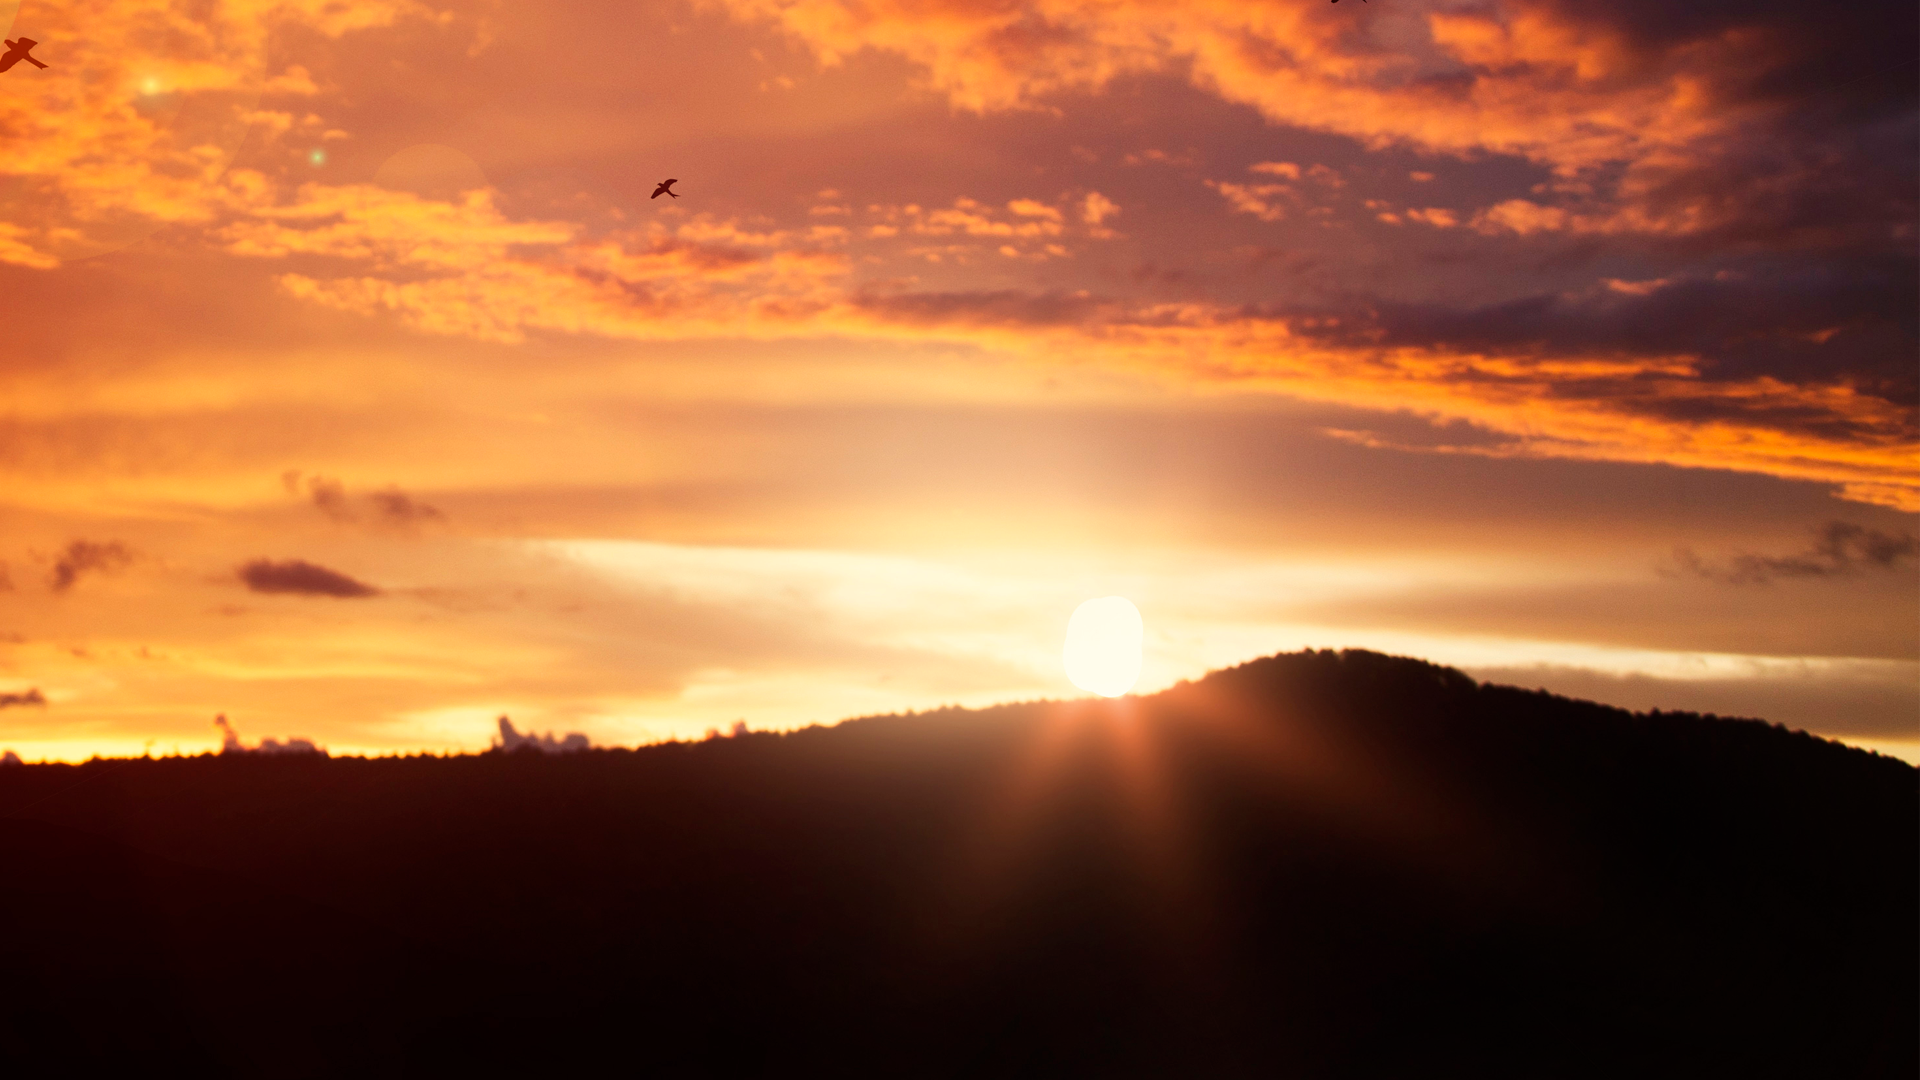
[{"xmin": 1, "ymin": 650, "xmax": 1911, "ymax": 1077}]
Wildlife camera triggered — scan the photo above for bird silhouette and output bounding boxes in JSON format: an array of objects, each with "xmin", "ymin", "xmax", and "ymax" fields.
[
  {"xmin": 0, "ymin": 38, "xmax": 47, "ymax": 72},
  {"xmin": 651, "ymin": 179, "xmax": 680, "ymax": 200}
]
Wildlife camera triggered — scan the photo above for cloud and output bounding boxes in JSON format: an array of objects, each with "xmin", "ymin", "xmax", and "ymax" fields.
[
  {"xmin": 0, "ymin": 689, "xmax": 48, "ymax": 710},
  {"xmin": 1080, "ymin": 192, "xmax": 1120, "ymax": 229},
  {"xmin": 230, "ymin": 175, "xmax": 1914, "ymax": 507},
  {"xmin": 711, "ymin": 0, "xmax": 1915, "ymax": 246},
  {"xmin": 1343, "ymin": 263, "xmax": 1919, "ymax": 413},
  {"xmin": 238, "ymin": 559, "xmax": 380, "ymax": 598},
  {"xmin": 0, "ymin": 0, "xmax": 437, "ymax": 265},
  {"xmin": 1209, "ymin": 180, "xmax": 1292, "ymax": 223},
  {"xmin": 1404, "ymin": 207, "xmax": 1459, "ymax": 229},
  {"xmin": 288, "ymin": 473, "xmax": 443, "ymax": 526},
  {"xmin": 307, "ymin": 475, "xmax": 353, "ymax": 520},
  {"xmin": 24, "ymin": 1, "xmax": 1878, "ymax": 511},
  {"xmin": 50, "ymin": 541, "xmax": 133, "ymax": 592},
  {"xmin": 491, "ymin": 715, "xmax": 591, "ymax": 754},
  {"xmin": 225, "ymin": 187, "xmax": 852, "ymax": 343},
  {"xmin": 368, "ymin": 487, "xmax": 445, "ymax": 525},
  {"xmin": 215, "ymin": 713, "xmax": 326, "ymax": 755},
  {"xmin": 1675, "ymin": 522, "xmax": 1919, "ymax": 585}
]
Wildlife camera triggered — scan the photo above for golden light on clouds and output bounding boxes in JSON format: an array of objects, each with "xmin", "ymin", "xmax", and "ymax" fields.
[{"xmin": 0, "ymin": 0, "xmax": 1910, "ymax": 761}]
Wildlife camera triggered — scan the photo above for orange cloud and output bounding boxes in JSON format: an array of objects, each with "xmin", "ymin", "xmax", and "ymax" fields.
[
  {"xmin": 1208, "ymin": 180, "xmax": 1292, "ymax": 223},
  {"xmin": 198, "ymin": 169, "xmax": 1915, "ymax": 509},
  {"xmin": 224, "ymin": 183, "xmax": 851, "ymax": 343},
  {"xmin": 707, "ymin": 0, "xmax": 1875, "ymax": 239},
  {"xmin": 0, "ymin": 0, "xmax": 434, "ymax": 263}
]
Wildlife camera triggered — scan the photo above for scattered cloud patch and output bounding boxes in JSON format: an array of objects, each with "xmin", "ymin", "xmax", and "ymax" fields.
[
  {"xmin": 50, "ymin": 541, "xmax": 133, "ymax": 593},
  {"xmin": 286, "ymin": 473, "xmax": 444, "ymax": 526},
  {"xmin": 1673, "ymin": 523, "xmax": 1919, "ymax": 585},
  {"xmin": 1080, "ymin": 192, "xmax": 1120, "ymax": 236},
  {"xmin": 0, "ymin": 0, "xmax": 436, "ymax": 264},
  {"xmin": 368, "ymin": 487, "xmax": 445, "ymax": 525},
  {"xmin": 1472, "ymin": 199, "xmax": 1570, "ymax": 236},
  {"xmin": 1250, "ymin": 162, "xmax": 1300, "ymax": 180},
  {"xmin": 0, "ymin": 689, "xmax": 48, "ymax": 710},
  {"xmin": 238, "ymin": 559, "xmax": 381, "ymax": 598},
  {"xmin": 1122, "ymin": 148, "xmax": 1196, "ymax": 167},
  {"xmin": 1405, "ymin": 207, "xmax": 1458, "ymax": 228},
  {"xmin": 306, "ymin": 475, "xmax": 353, "ymax": 520},
  {"xmin": 1209, "ymin": 181, "xmax": 1291, "ymax": 223},
  {"xmin": 1604, "ymin": 277, "xmax": 1674, "ymax": 297}
]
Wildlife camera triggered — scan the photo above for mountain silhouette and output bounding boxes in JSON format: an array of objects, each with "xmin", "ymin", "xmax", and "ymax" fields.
[{"xmin": 0, "ymin": 649, "xmax": 1910, "ymax": 1077}]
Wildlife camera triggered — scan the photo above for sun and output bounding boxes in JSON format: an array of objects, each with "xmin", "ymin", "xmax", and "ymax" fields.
[{"xmin": 1063, "ymin": 596, "xmax": 1143, "ymax": 697}]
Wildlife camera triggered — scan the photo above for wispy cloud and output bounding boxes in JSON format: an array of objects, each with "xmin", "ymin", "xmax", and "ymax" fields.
[
  {"xmin": 368, "ymin": 487, "xmax": 445, "ymax": 526},
  {"xmin": 50, "ymin": 541, "xmax": 133, "ymax": 592},
  {"xmin": 1674, "ymin": 522, "xmax": 1919, "ymax": 585},
  {"xmin": 283, "ymin": 473, "xmax": 444, "ymax": 526}
]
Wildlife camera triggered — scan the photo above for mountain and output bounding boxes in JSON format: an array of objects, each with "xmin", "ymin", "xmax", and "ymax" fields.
[{"xmin": 1, "ymin": 649, "xmax": 1912, "ymax": 1077}]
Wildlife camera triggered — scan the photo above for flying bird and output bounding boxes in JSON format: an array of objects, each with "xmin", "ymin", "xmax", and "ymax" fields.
[
  {"xmin": 651, "ymin": 179, "xmax": 680, "ymax": 200},
  {"xmin": 0, "ymin": 38, "xmax": 47, "ymax": 72}
]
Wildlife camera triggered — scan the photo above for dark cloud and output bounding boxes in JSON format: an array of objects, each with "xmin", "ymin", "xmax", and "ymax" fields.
[
  {"xmin": 1464, "ymin": 267, "xmax": 1896, "ymax": 371},
  {"xmin": 492, "ymin": 715, "xmax": 590, "ymax": 754},
  {"xmin": 307, "ymin": 476, "xmax": 353, "ymax": 521},
  {"xmin": 1325, "ymin": 261, "xmax": 1919, "ymax": 421},
  {"xmin": 238, "ymin": 559, "xmax": 380, "ymax": 598},
  {"xmin": 215, "ymin": 714, "xmax": 326, "ymax": 756},
  {"xmin": 1539, "ymin": 0, "xmax": 1917, "ymax": 247},
  {"xmin": 1535, "ymin": 0, "xmax": 1917, "ymax": 113},
  {"xmin": 292, "ymin": 473, "xmax": 443, "ymax": 526},
  {"xmin": 49, "ymin": 540, "xmax": 132, "ymax": 592},
  {"xmin": 1459, "ymin": 1, "xmax": 1919, "ymax": 259},
  {"xmin": 368, "ymin": 487, "xmax": 445, "ymax": 525},
  {"xmin": 1674, "ymin": 522, "xmax": 1919, "ymax": 584},
  {"xmin": 0, "ymin": 688, "xmax": 47, "ymax": 709}
]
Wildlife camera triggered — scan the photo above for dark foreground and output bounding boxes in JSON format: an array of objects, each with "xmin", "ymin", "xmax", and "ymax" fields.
[{"xmin": 1, "ymin": 650, "xmax": 1913, "ymax": 1078}]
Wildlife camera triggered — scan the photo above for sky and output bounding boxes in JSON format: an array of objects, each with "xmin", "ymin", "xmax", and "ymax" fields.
[{"xmin": 0, "ymin": 0, "xmax": 1913, "ymax": 762}]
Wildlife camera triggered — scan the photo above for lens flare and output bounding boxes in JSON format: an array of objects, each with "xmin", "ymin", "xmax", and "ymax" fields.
[{"xmin": 1063, "ymin": 596, "xmax": 1143, "ymax": 697}]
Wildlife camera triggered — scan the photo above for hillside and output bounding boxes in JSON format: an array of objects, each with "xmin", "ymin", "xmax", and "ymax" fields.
[{"xmin": 1, "ymin": 650, "xmax": 1912, "ymax": 1078}]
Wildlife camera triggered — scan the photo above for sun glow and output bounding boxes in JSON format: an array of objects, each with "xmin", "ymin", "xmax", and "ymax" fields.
[{"xmin": 1063, "ymin": 596, "xmax": 1144, "ymax": 697}]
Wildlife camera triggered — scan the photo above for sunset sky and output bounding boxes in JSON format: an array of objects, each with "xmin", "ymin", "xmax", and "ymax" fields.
[{"xmin": 0, "ymin": 0, "xmax": 1913, "ymax": 762}]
